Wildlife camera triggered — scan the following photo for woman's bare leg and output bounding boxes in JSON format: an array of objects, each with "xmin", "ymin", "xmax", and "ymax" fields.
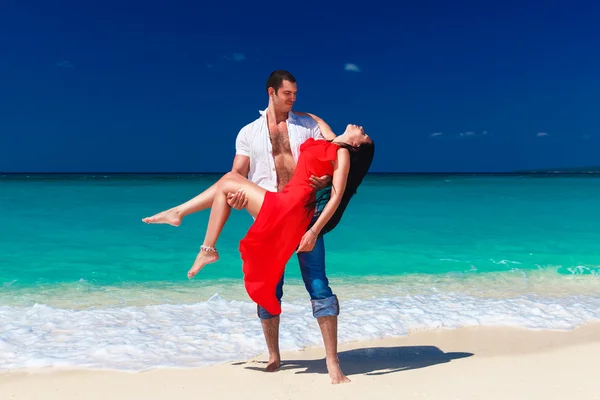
[
  {"xmin": 187, "ymin": 172, "xmax": 267, "ymax": 278},
  {"xmin": 142, "ymin": 181, "xmax": 223, "ymax": 226}
]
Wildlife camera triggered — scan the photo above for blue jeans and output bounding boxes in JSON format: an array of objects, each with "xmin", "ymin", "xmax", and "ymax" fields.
[{"xmin": 257, "ymin": 235, "xmax": 340, "ymax": 320}]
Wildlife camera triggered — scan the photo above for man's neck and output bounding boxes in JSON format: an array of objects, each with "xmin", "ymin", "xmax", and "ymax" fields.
[
  {"xmin": 266, "ymin": 104, "xmax": 289, "ymax": 124},
  {"xmin": 273, "ymin": 109, "xmax": 289, "ymax": 124}
]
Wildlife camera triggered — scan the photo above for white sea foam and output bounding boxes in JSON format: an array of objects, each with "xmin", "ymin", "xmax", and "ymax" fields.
[{"xmin": 1, "ymin": 290, "xmax": 599, "ymax": 371}]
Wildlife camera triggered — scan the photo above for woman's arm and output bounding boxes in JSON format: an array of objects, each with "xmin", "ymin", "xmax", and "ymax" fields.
[
  {"xmin": 294, "ymin": 111, "xmax": 337, "ymax": 140},
  {"xmin": 310, "ymin": 148, "xmax": 349, "ymax": 235},
  {"xmin": 296, "ymin": 148, "xmax": 350, "ymax": 252}
]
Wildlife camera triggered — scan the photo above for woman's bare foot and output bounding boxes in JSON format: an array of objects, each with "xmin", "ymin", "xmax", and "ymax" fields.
[
  {"xmin": 326, "ymin": 358, "xmax": 351, "ymax": 384},
  {"xmin": 187, "ymin": 249, "xmax": 219, "ymax": 279},
  {"xmin": 142, "ymin": 207, "xmax": 182, "ymax": 226}
]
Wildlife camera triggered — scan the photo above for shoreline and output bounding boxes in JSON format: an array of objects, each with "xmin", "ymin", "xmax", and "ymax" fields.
[{"xmin": 2, "ymin": 323, "xmax": 600, "ymax": 399}]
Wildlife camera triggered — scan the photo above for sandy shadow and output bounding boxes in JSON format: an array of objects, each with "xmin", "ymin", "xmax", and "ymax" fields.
[{"xmin": 236, "ymin": 345, "xmax": 473, "ymax": 376}]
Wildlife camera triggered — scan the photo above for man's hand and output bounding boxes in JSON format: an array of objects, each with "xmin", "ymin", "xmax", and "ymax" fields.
[
  {"xmin": 296, "ymin": 229, "xmax": 318, "ymax": 253},
  {"xmin": 309, "ymin": 175, "xmax": 332, "ymax": 191},
  {"xmin": 227, "ymin": 189, "xmax": 248, "ymax": 210}
]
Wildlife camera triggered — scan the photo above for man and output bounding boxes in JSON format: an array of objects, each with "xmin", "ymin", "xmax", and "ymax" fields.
[
  {"xmin": 142, "ymin": 70, "xmax": 349, "ymax": 384},
  {"xmin": 227, "ymin": 70, "xmax": 349, "ymax": 384}
]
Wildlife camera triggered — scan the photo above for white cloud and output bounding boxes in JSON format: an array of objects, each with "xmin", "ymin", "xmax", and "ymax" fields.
[
  {"xmin": 430, "ymin": 130, "xmax": 491, "ymax": 139},
  {"xmin": 344, "ymin": 63, "xmax": 361, "ymax": 72},
  {"xmin": 207, "ymin": 53, "xmax": 246, "ymax": 69},
  {"xmin": 537, "ymin": 132, "xmax": 548, "ymax": 137},
  {"xmin": 460, "ymin": 130, "xmax": 492, "ymax": 138},
  {"xmin": 56, "ymin": 61, "xmax": 74, "ymax": 68},
  {"xmin": 224, "ymin": 53, "xmax": 246, "ymax": 62}
]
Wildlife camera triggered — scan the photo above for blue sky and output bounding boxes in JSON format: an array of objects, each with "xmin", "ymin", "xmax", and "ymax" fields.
[{"xmin": 1, "ymin": 0, "xmax": 599, "ymax": 173}]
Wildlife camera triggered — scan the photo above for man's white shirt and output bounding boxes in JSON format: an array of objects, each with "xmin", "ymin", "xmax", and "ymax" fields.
[{"xmin": 235, "ymin": 109, "xmax": 324, "ymax": 192}]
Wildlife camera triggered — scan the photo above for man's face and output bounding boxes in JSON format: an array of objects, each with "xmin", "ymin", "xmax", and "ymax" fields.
[{"xmin": 271, "ymin": 80, "xmax": 297, "ymax": 113}]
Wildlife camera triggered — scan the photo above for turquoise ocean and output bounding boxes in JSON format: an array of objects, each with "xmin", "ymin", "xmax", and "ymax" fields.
[{"xmin": 1, "ymin": 173, "xmax": 599, "ymax": 371}]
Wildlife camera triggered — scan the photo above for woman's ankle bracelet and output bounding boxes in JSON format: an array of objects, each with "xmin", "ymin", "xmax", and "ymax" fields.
[{"xmin": 200, "ymin": 245, "xmax": 217, "ymax": 253}]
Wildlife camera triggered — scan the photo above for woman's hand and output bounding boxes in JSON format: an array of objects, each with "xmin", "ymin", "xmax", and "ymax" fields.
[{"xmin": 296, "ymin": 229, "xmax": 318, "ymax": 253}]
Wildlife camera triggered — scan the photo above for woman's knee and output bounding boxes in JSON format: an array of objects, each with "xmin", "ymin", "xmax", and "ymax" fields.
[
  {"xmin": 218, "ymin": 172, "xmax": 235, "ymax": 184},
  {"xmin": 217, "ymin": 172, "xmax": 241, "ymax": 192},
  {"xmin": 222, "ymin": 171, "xmax": 243, "ymax": 183}
]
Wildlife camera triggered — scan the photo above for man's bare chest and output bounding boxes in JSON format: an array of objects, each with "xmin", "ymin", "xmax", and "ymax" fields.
[{"xmin": 268, "ymin": 124, "xmax": 292, "ymax": 156}]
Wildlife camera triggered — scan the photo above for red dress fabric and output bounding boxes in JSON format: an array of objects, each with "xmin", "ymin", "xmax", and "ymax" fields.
[{"xmin": 239, "ymin": 138, "xmax": 339, "ymax": 315}]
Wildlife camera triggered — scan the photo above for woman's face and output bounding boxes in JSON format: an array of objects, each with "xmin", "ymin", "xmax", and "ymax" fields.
[{"xmin": 345, "ymin": 124, "xmax": 372, "ymax": 147}]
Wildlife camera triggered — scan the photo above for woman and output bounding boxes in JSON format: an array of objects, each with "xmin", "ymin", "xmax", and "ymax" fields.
[{"xmin": 143, "ymin": 119, "xmax": 374, "ymax": 315}]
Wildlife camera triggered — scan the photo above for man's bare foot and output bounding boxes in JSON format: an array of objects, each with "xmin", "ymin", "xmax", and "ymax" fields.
[
  {"xmin": 187, "ymin": 249, "xmax": 219, "ymax": 278},
  {"xmin": 142, "ymin": 208, "xmax": 182, "ymax": 226},
  {"xmin": 265, "ymin": 355, "xmax": 281, "ymax": 372},
  {"xmin": 326, "ymin": 358, "xmax": 351, "ymax": 384}
]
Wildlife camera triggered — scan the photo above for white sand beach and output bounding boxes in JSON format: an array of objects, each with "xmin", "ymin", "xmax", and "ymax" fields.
[{"xmin": 2, "ymin": 323, "xmax": 599, "ymax": 400}]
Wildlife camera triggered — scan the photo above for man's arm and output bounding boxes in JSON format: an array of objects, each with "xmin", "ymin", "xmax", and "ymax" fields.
[
  {"xmin": 233, "ymin": 125, "xmax": 251, "ymax": 177},
  {"xmin": 231, "ymin": 154, "xmax": 250, "ymax": 177},
  {"xmin": 228, "ymin": 127, "xmax": 252, "ymax": 209},
  {"xmin": 227, "ymin": 154, "xmax": 250, "ymax": 209}
]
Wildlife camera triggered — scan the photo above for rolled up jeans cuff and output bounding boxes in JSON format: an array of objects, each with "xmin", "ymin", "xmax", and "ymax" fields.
[
  {"xmin": 257, "ymin": 302, "xmax": 281, "ymax": 320},
  {"xmin": 311, "ymin": 295, "xmax": 340, "ymax": 318}
]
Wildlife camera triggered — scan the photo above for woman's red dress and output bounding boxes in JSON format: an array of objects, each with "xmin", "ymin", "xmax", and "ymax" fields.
[{"xmin": 239, "ymin": 138, "xmax": 339, "ymax": 315}]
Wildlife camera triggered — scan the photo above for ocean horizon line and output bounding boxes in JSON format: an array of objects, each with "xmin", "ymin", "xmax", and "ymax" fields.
[{"xmin": 2, "ymin": 171, "xmax": 600, "ymax": 176}]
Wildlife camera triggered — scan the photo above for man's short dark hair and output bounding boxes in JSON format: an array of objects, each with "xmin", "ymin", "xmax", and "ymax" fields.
[{"xmin": 266, "ymin": 70, "xmax": 296, "ymax": 94}]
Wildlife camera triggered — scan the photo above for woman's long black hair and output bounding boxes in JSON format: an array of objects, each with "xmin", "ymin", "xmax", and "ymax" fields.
[{"xmin": 307, "ymin": 140, "xmax": 375, "ymax": 237}]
